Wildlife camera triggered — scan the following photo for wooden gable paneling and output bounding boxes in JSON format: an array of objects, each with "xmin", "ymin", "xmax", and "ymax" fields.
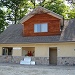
[{"xmin": 23, "ymin": 13, "xmax": 61, "ymax": 36}]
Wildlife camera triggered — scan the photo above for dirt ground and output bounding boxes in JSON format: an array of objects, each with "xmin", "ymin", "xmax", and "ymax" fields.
[{"xmin": 0, "ymin": 63, "xmax": 75, "ymax": 75}]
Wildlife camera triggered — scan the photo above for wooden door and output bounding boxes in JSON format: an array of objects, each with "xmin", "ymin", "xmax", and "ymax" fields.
[{"xmin": 49, "ymin": 47, "xmax": 57, "ymax": 65}]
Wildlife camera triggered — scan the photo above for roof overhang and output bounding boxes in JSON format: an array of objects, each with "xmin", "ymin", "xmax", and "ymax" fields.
[{"xmin": 20, "ymin": 6, "xmax": 63, "ymax": 26}]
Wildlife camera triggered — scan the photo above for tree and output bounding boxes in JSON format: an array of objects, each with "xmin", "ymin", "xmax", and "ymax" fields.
[
  {"xmin": 43, "ymin": 0, "xmax": 70, "ymax": 19},
  {"xmin": 1, "ymin": 0, "xmax": 28, "ymax": 24},
  {"xmin": 68, "ymin": 8, "xmax": 75, "ymax": 19},
  {"xmin": 30, "ymin": 0, "xmax": 75, "ymax": 19},
  {"xmin": 66, "ymin": 0, "xmax": 75, "ymax": 19},
  {"xmin": 0, "ymin": 1, "xmax": 8, "ymax": 33},
  {"xmin": 30, "ymin": 0, "xmax": 46, "ymax": 8}
]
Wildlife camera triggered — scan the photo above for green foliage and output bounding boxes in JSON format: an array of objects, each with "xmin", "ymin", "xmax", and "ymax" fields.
[
  {"xmin": 0, "ymin": 9, "xmax": 8, "ymax": 33},
  {"xmin": 0, "ymin": 0, "xmax": 75, "ymax": 34},
  {"xmin": 43, "ymin": 0, "xmax": 70, "ymax": 19},
  {"xmin": 30, "ymin": 0, "xmax": 46, "ymax": 8},
  {"xmin": 68, "ymin": 8, "xmax": 75, "ymax": 19},
  {"xmin": 29, "ymin": 0, "xmax": 75, "ymax": 19},
  {"xmin": 66, "ymin": 3, "xmax": 75, "ymax": 19},
  {"xmin": 0, "ymin": 0, "xmax": 8, "ymax": 33},
  {"xmin": 1, "ymin": 0, "xmax": 28, "ymax": 24}
]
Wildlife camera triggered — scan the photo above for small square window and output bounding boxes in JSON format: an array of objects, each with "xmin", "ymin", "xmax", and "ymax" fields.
[{"xmin": 34, "ymin": 23, "xmax": 48, "ymax": 32}]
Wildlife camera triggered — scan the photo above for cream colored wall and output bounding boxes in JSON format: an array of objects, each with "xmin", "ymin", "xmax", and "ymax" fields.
[
  {"xmin": 57, "ymin": 44, "xmax": 75, "ymax": 57},
  {"xmin": 12, "ymin": 47, "xmax": 22, "ymax": 56},
  {"xmin": 32, "ymin": 43, "xmax": 75, "ymax": 57},
  {"xmin": 0, "ymin": 44, "xmax": 36, "ymax": 56},
  {"xmin": 0, "ymin": 47, "xmax": 2, "ymax": 55},
  {"xmin": 0, "ymin": 42, "xmax": 75, "ymax": 57},
  {"xmin": 35, "ymin": 45, "xmax": 49, "ymax": 57}
]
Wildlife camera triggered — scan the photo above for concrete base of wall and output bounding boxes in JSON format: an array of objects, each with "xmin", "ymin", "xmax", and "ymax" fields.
[{"xmin": 0, "ymin": 56, "xmax": 75, "ymax": 66}]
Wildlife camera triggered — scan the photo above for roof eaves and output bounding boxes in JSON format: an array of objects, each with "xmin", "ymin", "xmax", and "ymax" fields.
[{"xmin": 20, "ymin": 6, "xmax": 63, "ymax": 24}]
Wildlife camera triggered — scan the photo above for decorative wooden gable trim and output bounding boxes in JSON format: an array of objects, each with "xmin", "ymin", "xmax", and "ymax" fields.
[{"xmin": 20, "ymin": 6, "xmax": 63, "ymax": 26}]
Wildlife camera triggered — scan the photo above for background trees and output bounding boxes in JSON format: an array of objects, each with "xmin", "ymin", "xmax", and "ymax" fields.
[
  {"xmin": 66, "ymin": 0, "xmax": 75, "ymax": 19},
  {"xmin": 43, "ymin": 0, "xmax": 70, "ymax": 19},
  {"xmin": 0, "ymin": 1, "xmax": 8, "ymax": 33},
  {"xmin": 0, "ymin": 0, "xmax": 75, "ymax": 33},
  {"xmin": 1, "ymin": 0, "xmax": 28, "ymax": 24},
  {"xmin": 29, "ymin": 0, "xmax": 74, "ymax": 19}
]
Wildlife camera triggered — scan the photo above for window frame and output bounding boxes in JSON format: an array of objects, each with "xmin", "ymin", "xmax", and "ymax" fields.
[
  {"xmin": 34, "ymin": 23, "xmax": 48, "ymax": 33},
  {"xmin": 2, "ymin": 47, "xmax": 12, "ymax": 55}
]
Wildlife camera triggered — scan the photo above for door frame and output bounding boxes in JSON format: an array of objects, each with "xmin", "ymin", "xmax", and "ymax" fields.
[{"xmin": 49, "ymin": 47, "xmax": 57, "ymax": 65}]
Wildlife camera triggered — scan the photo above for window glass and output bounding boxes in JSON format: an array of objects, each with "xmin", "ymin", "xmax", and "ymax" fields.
[
  {"xmin": 34, "ymin": 24, "xmax": 41, "ymax": 32},
  {"xmin": 37, "ymin": 24, "xmax": 41, "ymax": 32},
  {"xmin": 41, "ymin": 23, "xmax": 48, "ymax": 32},
  {"xmin": 34, "ymin": 23, "xmax": 48, "ymax": 32},
  {"xmin": 34, "ymin": 24, "xmax": 37, "ymax": 32}
]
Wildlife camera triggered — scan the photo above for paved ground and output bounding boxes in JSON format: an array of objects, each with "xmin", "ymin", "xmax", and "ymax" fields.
[{"xmin": 0, "ymin": 63, "xmax": 75, "ymax": 75}]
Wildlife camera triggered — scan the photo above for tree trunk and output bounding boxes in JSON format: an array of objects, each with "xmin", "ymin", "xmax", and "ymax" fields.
[
  {"xmin": 14, "ymin": 9, "xmax": 17, "ymax": 24},
  {"xmin": 31, "ymin": 0, "xmax": 36, "ymax": 8},
  {"xmin": 20, "ymin": 9, "xmax": 21, "ymax": 19}
]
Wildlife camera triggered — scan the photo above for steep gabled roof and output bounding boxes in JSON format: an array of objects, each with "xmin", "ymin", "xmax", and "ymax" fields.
[
  {"xmin": 0, "ymin": 24, "xmax": 60, "ymax": 44},
  {"xmin": 20, "ymin": 6, "xmax": 63, "ymax": 26},
  {"xmin": 0, "ymin": 19, "xmax": 75, "ymax": 44},
  {"xmin": 60, "ymin": 19, "xmax": 75, "ymax": 41}
]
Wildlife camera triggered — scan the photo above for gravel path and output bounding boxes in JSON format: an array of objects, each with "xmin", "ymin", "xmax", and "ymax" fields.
[{"xmin": 0, "ymin": 63, "xmax": 75, "ymax": 75}]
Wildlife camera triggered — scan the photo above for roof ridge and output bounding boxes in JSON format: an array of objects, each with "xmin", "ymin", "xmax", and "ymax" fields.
[{"xmin": 20, "ymin": 6, "xmax": 63, "ymax": 24}]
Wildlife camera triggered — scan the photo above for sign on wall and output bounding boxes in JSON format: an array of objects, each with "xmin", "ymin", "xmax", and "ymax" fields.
[{"xmin": 13, "ymin": 47, "xmax": 21, "ymax": 50}]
